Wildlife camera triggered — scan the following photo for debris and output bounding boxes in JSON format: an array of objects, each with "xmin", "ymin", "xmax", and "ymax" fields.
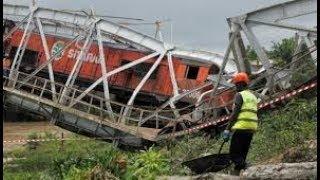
[{"xmin": 242, "ymin": 162, "xmax": 317, "ymax": 179}]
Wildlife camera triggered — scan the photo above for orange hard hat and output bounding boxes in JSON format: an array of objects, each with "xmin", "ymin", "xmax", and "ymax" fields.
[{"xmin": 232, "ymin": 72, "xmax": 249, "ymax": 84}]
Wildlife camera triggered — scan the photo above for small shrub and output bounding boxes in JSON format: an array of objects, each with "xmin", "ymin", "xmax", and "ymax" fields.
[
  {"xmin": 124, "ymin": 146, "xmax": 170, "ymax": 180},
  {"xmin": 27, "ymin": 132, "xmax": 42, "ymax": 150}
]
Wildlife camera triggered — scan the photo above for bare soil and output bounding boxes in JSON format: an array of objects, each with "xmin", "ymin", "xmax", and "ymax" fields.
[{"xmin": 3, "ymin": 121, "xmax": 73, "ymax": 151}]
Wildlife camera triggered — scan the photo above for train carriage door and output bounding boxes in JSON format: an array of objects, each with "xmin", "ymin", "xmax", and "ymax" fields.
[
  {"xmin": 185, "ymin": 65, "xmax": 199, "ymax": 80},
  {"xmin": 180, "ymin": 64, "xmax": 200, "ymax": 92},
  {"xmin": 19, "ymin": 49, "xmax": 39, "ymax": 73},
  {"xmin": 8, "ymin": 47, "xmax": 38, "ymax": 73}
]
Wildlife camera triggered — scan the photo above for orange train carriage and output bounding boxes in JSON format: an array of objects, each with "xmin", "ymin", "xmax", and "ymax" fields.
[{"xmin": 4, "ymin": 25, "xmax": 231, "ymax": 107}]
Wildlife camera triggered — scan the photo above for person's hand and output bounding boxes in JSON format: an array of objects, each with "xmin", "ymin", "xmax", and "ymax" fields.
[{"xmin": 222, "ymin": 130, "xmax": 230, "ymax": 142}]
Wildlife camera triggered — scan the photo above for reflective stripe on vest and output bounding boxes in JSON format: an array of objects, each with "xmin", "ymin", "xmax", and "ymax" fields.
[{"xmin": 231, "ymin": 90, "xmax": 258, "ymax": 131}]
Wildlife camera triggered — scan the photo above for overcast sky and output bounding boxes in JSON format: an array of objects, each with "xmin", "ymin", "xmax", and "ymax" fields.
[{"xmin": 4, "ymin": 0, "xmax": 317, "ymax": 54}]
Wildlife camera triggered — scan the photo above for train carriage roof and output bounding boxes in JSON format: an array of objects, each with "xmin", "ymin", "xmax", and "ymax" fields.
[{"xmin": 3, "ymin": 3, "xmax": 238, "ymax": 74}]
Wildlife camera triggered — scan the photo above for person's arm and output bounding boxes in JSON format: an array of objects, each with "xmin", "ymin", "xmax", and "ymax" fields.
[{"xmin": 226, "ymin": 93, "xmax": 243, "ymax": 130}]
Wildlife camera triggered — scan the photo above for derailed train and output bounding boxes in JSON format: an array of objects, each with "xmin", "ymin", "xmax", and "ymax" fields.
[{"xmin": 3, "ymin": 19, "xmax": 236, "ymax": 109}]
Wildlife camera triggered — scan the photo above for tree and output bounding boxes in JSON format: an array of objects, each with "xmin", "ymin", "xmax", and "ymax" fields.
[
  {"xmin": 268, "ymin": 37, "xmax": 295, "ymax": 66},
  {"xmin": 245, "ymin": 45, "xmax": 258, "ymax": 61},
  {"xmin": 245, "ymin": 45, "xmax": 259, "ymax": 67}
]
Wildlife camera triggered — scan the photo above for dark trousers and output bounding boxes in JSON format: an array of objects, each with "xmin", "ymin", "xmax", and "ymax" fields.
[{"xmin": 229, "ymin": 130, "xmax": 253, "ymax": 170}]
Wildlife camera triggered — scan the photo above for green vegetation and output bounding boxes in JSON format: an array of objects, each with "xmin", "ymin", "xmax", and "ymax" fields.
[
  {"xmin": 4, "ymin": 96, "xmax": 317, "ymax": 179},
  {"xmin": 245, "ymin": 38, "xmax": 297, "ymax": 63},
  {"xmin": 268, "ymin": 37, "xmax": 296, "ymax": 67},
  {"xmin": 123, "ymin": 146, "xmax": 170, "ymax": 179},
  {"xmin": 245, "ymin": 37, "xmax": 315, "ymax": 69},
  {"xmin": 248, "ymin": 97, "xmax": 317, "ymax": 162},
  {"xmin": 3, "ymin": 36, "xmax": 317, "ymax": 179},
  {"xmin": 245, "ymin": 45, "xmax": 258, "ymax": 63}
]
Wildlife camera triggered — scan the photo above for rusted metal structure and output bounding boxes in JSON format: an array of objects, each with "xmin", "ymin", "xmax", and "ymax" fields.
[{"xmin": 3, "ymin": 0, "xmax": 317, "ymax": 148}]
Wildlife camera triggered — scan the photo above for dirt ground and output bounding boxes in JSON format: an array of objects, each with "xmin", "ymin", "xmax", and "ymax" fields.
[
  {"xmin": 3, "ymin": 121, "xmax": 73, "ymax": 151},
  {"xmin": 261, "ymin": 139, "xmax": 317, "ymax": 165}
]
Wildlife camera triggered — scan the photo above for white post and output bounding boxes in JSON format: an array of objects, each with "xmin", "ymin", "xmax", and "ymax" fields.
[
  {"xmin": 17, "ymin": 35, "xmax": 82, "ymax": 88},
  {"xmin": 140, "ymin": 82, "xmax": 211, "ymax": 125},
  {"xmin": 232, "ymin": 30, "xmax": 246, "ymax": 72},
  {"xmin": 239, "ymin": 22, "xmax": 273, "ymax": 70},
  {"xmin": 9, "ymin": 12, "xmax": 34, "ymax": 80},
  {"xmin": 166, "ymin": 52, "xmax": 181, "ymax": 120},
  {"xmin": 96, "ymin": 25, "xmax": 115, "ymax": 120},
  {"xmin": 239, "ymin": 21, "xmax": 283, "ymax": 90},
  {"xmin": 68, "ymin": 52, "xmax": 160, "ymax": 108},
  {"xmin": 36, "ymin": 17, "xmax": 57, "ymax": 101},
  {"xmin": 285, "ymin": 34, "xmax": 304, "ymax": 88},
  {"xmin": 209, "ymin": 30, "xmax": 237, "ymax": 97},
  {"xmin": 59, "ymin": 24, "xmax": 95, "ymax": 104},
  {"xmin": 167, "ymin": 52, "xmax": 179, "ymax": 96},
  {"xmin": 121, "ymin": 52, "xmax": 165, "ymax": 122},
  {"xmin": 303, "ymin": 35, "xmax": 317, "ymax": 66}
]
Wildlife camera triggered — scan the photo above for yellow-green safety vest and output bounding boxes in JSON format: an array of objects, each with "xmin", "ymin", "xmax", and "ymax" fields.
[{"xmin": 231, "ymin": 90, "xmax": 258, "ymax": 131}]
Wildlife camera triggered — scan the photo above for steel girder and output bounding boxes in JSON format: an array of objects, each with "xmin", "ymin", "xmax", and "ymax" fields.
[
  {"xmin": 3, "ymin": 3, "xmax": 166, "ymax": 53},
  {"xmin": 226, "ymin": 0, "xmax": 317, "ymax": 71},
  {"xmin": 222, "ymin": 0, "xmax": 317, "ymax": 95},
  {"xmin": 3, "ymin": 0, "xmax": 317, "ymax": 141},
  {"xmin": 3, "ymin": 2, "xmax": 240, "ymax": 127},
  {"xmin": 3, "ymin": 3, "xmax": 237, "ymax": 73}
]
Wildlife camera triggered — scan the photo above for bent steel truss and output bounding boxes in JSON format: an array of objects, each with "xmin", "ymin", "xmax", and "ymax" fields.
[
  {"xmin": 210, "ymin": 0, "xmax": 317, "ymax": 98},
  {"xmin": 3, "ymin": 2, "xmax": 238, "ymax": 145},
  {"xmin": 3, "ymin": 0, "xmax": 317, "ymax": 147}
]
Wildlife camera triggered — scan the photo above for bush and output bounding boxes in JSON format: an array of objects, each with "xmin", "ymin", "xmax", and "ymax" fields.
[
  {"xmin": 124, "ymin": 146, "xmax": 170, "ymax": 180},
  {"xmin": 248, "ymin": 97, "xmax": 317, "ymax": 162}
]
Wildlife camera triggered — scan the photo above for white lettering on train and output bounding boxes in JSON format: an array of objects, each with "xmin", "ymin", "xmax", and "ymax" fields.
[
  {"xmin": 67, "ymin": 49, "xmax": 100, "ymax": 64},
  {"xmin": 51, "ymin": 41, "xmax": 100, "ymax": 64}
]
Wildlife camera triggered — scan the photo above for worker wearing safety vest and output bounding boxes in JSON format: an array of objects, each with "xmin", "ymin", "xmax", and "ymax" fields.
[{"xmin": 223, "ymin": 72, "xmax": 258, "ymax": 175}]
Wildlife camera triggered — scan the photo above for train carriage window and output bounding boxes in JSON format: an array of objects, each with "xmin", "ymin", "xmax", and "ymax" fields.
[
  {"xmin": 209, "ymin": 64, "xmax": 219, "ymax": 75},
  {"xmin": 9, "ymin": 47, "xmax": 38, "ymax": 67},
  {"xmin": 134, "ymin": 63, "xmax": 158, "ymax": 79},
  {"xmin": 9, "ymin": 47, "xmax": 38, "ymax": 72},
  {"xmin": 121, "ymin": 59, "xmax": 158, "ymax": 79},
  {"xmin": 185, "ymin": 65, "xmax": 199, "ymax": 79},
  {"xmin": 21, "ymin": 49, "xmax": 38, "ymax": 67}
]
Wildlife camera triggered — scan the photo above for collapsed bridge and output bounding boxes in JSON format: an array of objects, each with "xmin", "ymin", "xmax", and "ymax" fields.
[{"xmin": 3, "ymin": 0, "xmax": 317, "ymax": 148}]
